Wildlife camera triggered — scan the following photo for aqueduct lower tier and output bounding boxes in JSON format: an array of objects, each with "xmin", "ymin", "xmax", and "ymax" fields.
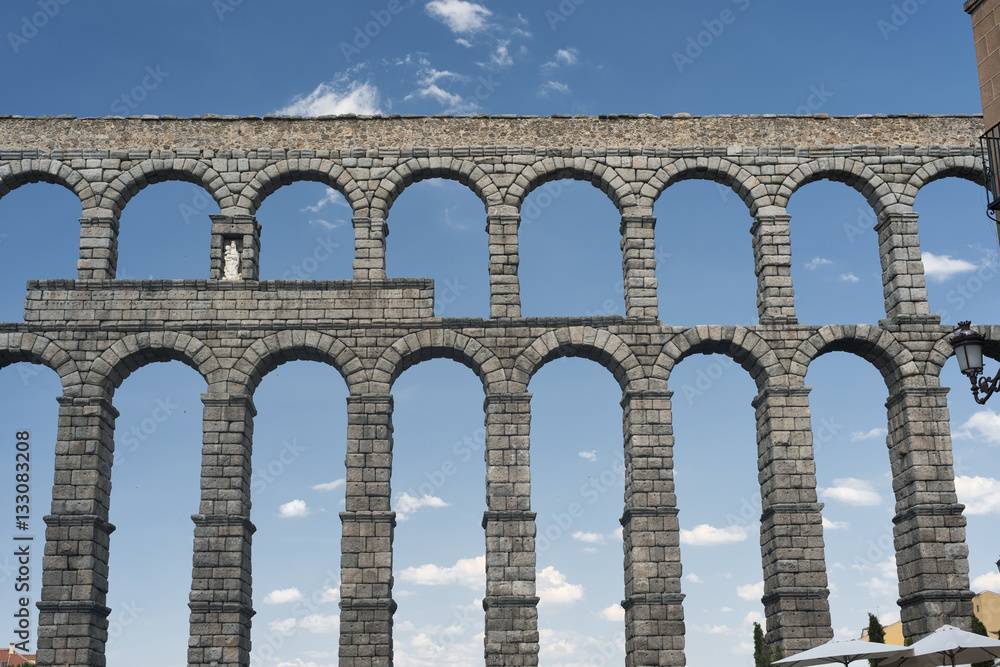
[{"xmin": 0, "ymin": 114, "xmax": 990, "ymax": 667}]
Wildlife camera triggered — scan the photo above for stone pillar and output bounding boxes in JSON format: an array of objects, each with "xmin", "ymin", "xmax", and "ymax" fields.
[
  {"xmin": 875, "ymin": 211, "xmax": 937, "ymax": 324},
  {"xmin": 753, "ymin": 386, "xmax": 832, "ymax": 653},
  {"xmin": 621, "ymin": 389, "xmax": 684, "ymax": 667},
  {"xmin": 620, "ymin": 215, "xmax": 658, "ymax": 320},
  {"xmin": 482, "ymin": 393, "xmax": 538, "ymax": 666},
  {"xmin": 341, "ymin": 394, "xmax": 395, "ymax": 667},
  {"xmin": 37, "ymin": 395, "xmax": 118, "ymax": 667},
  {"xmin": 353, "ymin": 216, "xmax": 387, "ymax": 280},
  {"xmin": 210, "ymin": 215, "xmax": 261, "ymax": 280},
  {"xmin": 188, "ymin": 393, "xmax": 256, "ymax": 667},
  {"xmin": 751, "ymin": 213, "xmax": 797, "ymax": 324},
  {"xmin": 78, "ymin": 217, "xmax": 119, "ymax": 280},
  {"xmin": 886, "ymin": 386, "xmax": 973, "ymax": 640},
  {"xmin": 487, "ymin": 212, "xmax": 521, "ymax": 318}
]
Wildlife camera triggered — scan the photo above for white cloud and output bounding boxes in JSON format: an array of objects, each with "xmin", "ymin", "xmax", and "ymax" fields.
[
  {"xmin": 858, "ymin": 576, "xmax": 895, "ymax": 598},
  {"xmin": 398, "ymin": 555, "xmax": 485, "ymax": 589},
  {"xmin": 312, "ymin": 478, "xmax": 346, "ymax": 492},
  {"xmin": 822, "ymin": 517, "xmax": 850, "ymax": 530},
  {"xmin": 736, "ymin": 582, "xmax": 764, "ymax": 601},
  {"xmin": 319, "ymin": 587, "xmax": 340, "ymax": 603},
  {"xmin": 300, "ymin": 189, "xmax": 348, "ymax": 213},
  {"xmin": 554, "ymin": 48, "xmax": 578, "ymax": 65},
  {"xmin": 279, "ymin": 499, "xmax": 310, "ymax": 518},
  {"xmin": 720, "ymin": 606, "xmax": 733, "ymax": 612},
  {"xmin": 685, "ymin": 573, "xmax": 704, "ymax": 584},
  {"xmin": 572, "ymin": 531, "xmax": 605, "ymax": 545},
  {"xmin": 805, "ymin": 257, "xmax": 833, "ymax": 270},
  {"xmin": 840, "ymin": 272, "xmax": 860, "ymax": 283},
  {"xmin": 742, "ymin": 611, "xmax": 764, "ymax": 627},
  {"xmin": 394, "ymin": 492, "xmax": 449, "ymax": 521},
  {"xmin": 697, "ymin": 624, "xmax": 733, "ymax": 635},
  {"xmin": 819, "ymin": 478, "xmax": 882, "ymax": 506},
  {"xmin": 491, "ymin": 40, "xmax": 513, "ymax": 67},
  {"xmin": 277, "ymin": 79, "xmax": 381, "ymax": 116},
  {"xmin": 263, "ymin": 587, "xmax": 304, "ymax": 604},
  {"xmin": 299, "ymin": 613, "xmax": 340, "ymax": 634},
  {"xmin": 851, "ymin": 427, "xmax": 887, "ymax": 441},
  {"xmin": 955, "ymin": 475, "xmax": 1000, "ymax": 515},
  {"xmin": 600, "ymin": 603, "xmax": 624, "ymax": 622},
  {"xmin": 955, "ymin": 410, "xmax": 1000, "ymax": 445},
  {"xmin": 921, "ymin": 251, "xmax": 978, "ymax": 282},
  {"xmin": 418, "ymin": 68, "xmax": 461, "ymax": 86},
  {"xmin": 537, "ymin": 566, "xmax": 585, "ymax": 606},
  {"xmin": 680, "ymin": 523, "xmax": 751, "ymax": 546},
  {"xmin": 578, "ymin": 450, "xmax": 598, "ymax": 461},
  {"xmin": 973, "ymin": 570, "xmax": 1000, "ymax": 591},
  {"xmin": 268, "ymin": 617, "xmax": 298, "ymax": 635},
  {"xmin": 426, "ymin": 0, "xmax": 492, "ymax": 34},
  {"xmin": 406, "ymin": 84, "xmax": 473, "ymax": 113},
  {"xmin": 538, "ymin": 81, "xmax": 570, "ymax": 97},
  {"xmin": 455, "ymin": 37, "xmax": 472, "ymax": 48},
  {"xmin": 308, "ymin": 218, "xmax": 342, "ymax": 231}
]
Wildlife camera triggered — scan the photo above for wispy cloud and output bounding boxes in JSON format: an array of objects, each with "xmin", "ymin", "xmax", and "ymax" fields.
[
  {"xmin": 850, "ymin": 427, "xmax": 887, "ymax": 442},
  {"xmin": 538, "ymin": 81, "xmax": 570, "ymax": 97},
  {"xmin": 685, "ymin": 573, "xmax": 704, "ymax": 584},
  {"xmin": 277, "ymin": 78, "xmax": 381, "ymax": 116},
  {"xmin": 819, "ymin": 478, "xmax": 882, "ymax": 506},
  {"xmin": 822, "ymin": 517, "xmax": 849, "ymax": 530},
  {"xmin": 263, "ymin": 588, "xmax": 304, "ymax": 604},
  {"xmin": 312, "ymin": 479, "xmax": 346, "ymax": 492},
  {"xmin": 955, "ymin": 410, "xmax": 1000, "ymax": 445},
  {"xmin": 921, "ymin": 251, "xmax": 978, "ymax": 282},
  {"xmin": 491, "ymin": 39, "xmax": 513, "ymax": 67},
  {"xmin": 405, "ymin": 84, "xmax": 474, "ymax": 113},
  {"xmin": 394, "ymin": 492, "xmax": 449, "ymax": 521},
  {"xmin": 279, "ymin": 499, "xmax": 310, "ymax": 518},
  {"xmin": 680, "ymin": 524, "xmax": 751, "ymax": 546},
  {"xmin": 805, "ymin": 257, "xmax": 833, "ymax": 270},
  {"xmin": 955, "ymin": 475, "xmax": 1000, "ymax": 514},
  {"xmin": 542, "ymin": 48, "xmax": 579, "ymax": 69},
  {"xmin": 399, "ymin": 555, "xmax": 485, "ymax": 588},
  {"xmin": 572, "ymin": 531, "xmax": 605, "ymax": 545},
  {"xmin": 736, "ymin": 582, "xmax": 764, "ymax": 601},
  {"xmin": 426, "ymin": 0, "xmax": 492, "ymax": 34},
  {"xmin": 600, "ymin": 603, "xmax": 624, "ymax": 621},
  {"xmin": 839, "ymin": 273, "xmax": 860, "ymax": 283},
  {"xmin": 578, "ymin": 450, "xmax": 598, "ymax": 461}
]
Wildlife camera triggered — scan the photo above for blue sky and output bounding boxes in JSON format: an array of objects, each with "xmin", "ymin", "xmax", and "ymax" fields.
[{"xmin": 1, "ymin": 2, "xmax": 999, "ymax": 667}]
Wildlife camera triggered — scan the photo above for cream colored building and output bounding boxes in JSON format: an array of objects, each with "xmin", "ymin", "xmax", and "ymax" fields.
[{"xmin": 861, "ymin": 592, "xmax": 1000, "ymax": 644}]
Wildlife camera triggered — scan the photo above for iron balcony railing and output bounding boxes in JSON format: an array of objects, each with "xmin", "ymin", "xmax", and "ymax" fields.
[{"xmin": 981, "ymin": 119, "xmax": 1000, "ymax": 215}]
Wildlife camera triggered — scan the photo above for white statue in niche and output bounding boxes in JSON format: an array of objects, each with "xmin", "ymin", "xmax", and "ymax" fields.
[{"xmin": 223, "ymin": 240, "xmax": 242, "ymax": 280}]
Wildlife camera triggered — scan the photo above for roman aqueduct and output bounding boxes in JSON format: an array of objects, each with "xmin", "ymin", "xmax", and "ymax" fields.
[{"xmin": 0, "ymin": 113, "xmax": 989, "ymax": 666}]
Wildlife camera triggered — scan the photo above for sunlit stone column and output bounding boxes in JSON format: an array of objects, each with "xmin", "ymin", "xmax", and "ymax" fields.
[
  {"xmin": 487, "ymin": 209, "xmax": 521, "ymax": 318},
  {"xmin": 875, "ymin": 211, "xmax": 936, "ymax": 324},
  {"xmin": 188, "ymin": 393, "xmax": 256, "ymax": 667},
  {"xmin": 886, "ymin": 385, "xmax": 973, "ymax": 640},
  {"xmin": 341, "ymin": 394, "xmax": 396, "ymax": 667},
  {"xmin": 353, "ymin": 216, "xmax": 388, "ymax": 280},
  {"xmin": 754, "ymin": 385, "xmax": 832, "ymax": 653},
  {"xmin": 483, "ymin": 392, "xmax": 538, "ymax": 666},
  {"xmin": 78, "ymin": 217, "xmax": 119, "ymax": 280},
  {"xmin": 751, "ymin": 213, "xmax": 796, "ymax": 324},
  {"xmin": 620, "ymin": 215, "xmax": 658, "ymax": 320},
  {"xmin": 37, "ymin": 394, "xmax": 118, "ymax": 667}
]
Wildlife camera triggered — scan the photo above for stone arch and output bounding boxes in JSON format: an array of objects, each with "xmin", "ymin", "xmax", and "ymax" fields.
[
  {"xmin": 647, "ymin": 157, "xmax": 764, "ymax": 216},
  {"xmin": 790, "ymin": 324, "xmax": 919, "ymax": 389},
  {"xmin": 0, "ymin": 332, "xmax": 82, "ymax": 392},
  {"xmin": 371, "ymin": 329, "xmax": 505, "ymax": 394},
  {"xmin": 775, "ymin": 157, "xmax": 897, "ymax": 218},
  {"xmin": 84, "ymin": 332, "xmax": 222, "ymax": 396},
  {"xmin": 509, "ymin": 326, "xmax": 645, "ymax": 393},
  {"xmin": 651, "ymin": 326, "xmax": 782, "ymax": 391},
  {"xmin": 100, "ymin": 159, "xmax": 230, "ymax": 219},
  {"xmin": 507, "ymin": 157, "xmax": 632, "ymax": 214},
  {"xmin": 232, "ymin": 330, "xmax": 367, "ymax": 395},
  {"xmin": 370, "ymin": 158, "xmax": 500, "ymax": 220},
  {"xmin": 903, "ymin": 155, "xmax": 985, "ymax": 208},
  {"xmin": 0, "ymin": 159, "xmax": 92, "ymax": 215},
  {"xmin": 242, "ymin": 159, "xmax": 366, "ymax": 216}
]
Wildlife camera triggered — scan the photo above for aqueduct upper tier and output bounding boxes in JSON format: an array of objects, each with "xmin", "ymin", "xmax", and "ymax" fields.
[{"xmin": 0, "ymin": 114, "xmax": 988, "ymax": 667}]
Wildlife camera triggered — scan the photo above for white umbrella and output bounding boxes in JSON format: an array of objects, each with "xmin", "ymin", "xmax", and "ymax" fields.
[
  {"xmin": 880, "ymin": 625, "xmax": 1000, "ymax": 667},
  {"xmin": 774, "ymin": 638, "xmax": 910, "ymax": 667}
]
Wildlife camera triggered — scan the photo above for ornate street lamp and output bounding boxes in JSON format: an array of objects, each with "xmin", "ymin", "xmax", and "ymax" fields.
[{"xmin": 949, "ymin": 321, "xmax": 1000, "ymax": 404}]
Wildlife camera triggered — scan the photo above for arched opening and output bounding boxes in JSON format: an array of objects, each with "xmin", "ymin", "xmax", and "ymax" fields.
[
  {"xmin": 0, "ymin": 182, "xmax": 80, "ymax": 322},
  {"xmin": 249, "ymin": 361, "xmax": 349, "ymax": 666},
  {"xmin": 104, "ymin": 362, "xmax": 204, "ymax": 666},
  {"xmin": 255, "ymin": 182, "xmax": 354, "ymax": 281},
  {"xmin": 386, "ymin": 179, "xmax": 489, "ymax": 318},
  {"xmin": 0, "ymin": 361, "xmax": 62, "ymax": 661},
  {"xmin": 519, "ymin": 181, "xmax": 623, "ymax": 317},
  {"xmin": 116, "ymin": 181, "xmax": 216, "ymax": 279},
  {"xmin": 389, "ymin": 359, "xmax": 486, "ymax": 666},
  {"xmin": 654, "ymin": 180, "xmax": 757, "ymax": 325},
  {"xmin": 788, "ymin": 181, "xmax": 884, "ymax": 324},
  {"xmin": 806, "ymin": 353, "xmax": 898, "ymax": 638},
  {"xmin": 530, "ymin": 358, "xmax": 625, "ymax": 666},
  {"xmin": 669, "ymin": 353, "xmax": 761, "ymax": 664},
  {"xmin": 912, "ymin": 178, "xmax": 1000, "ymax": 325}
]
